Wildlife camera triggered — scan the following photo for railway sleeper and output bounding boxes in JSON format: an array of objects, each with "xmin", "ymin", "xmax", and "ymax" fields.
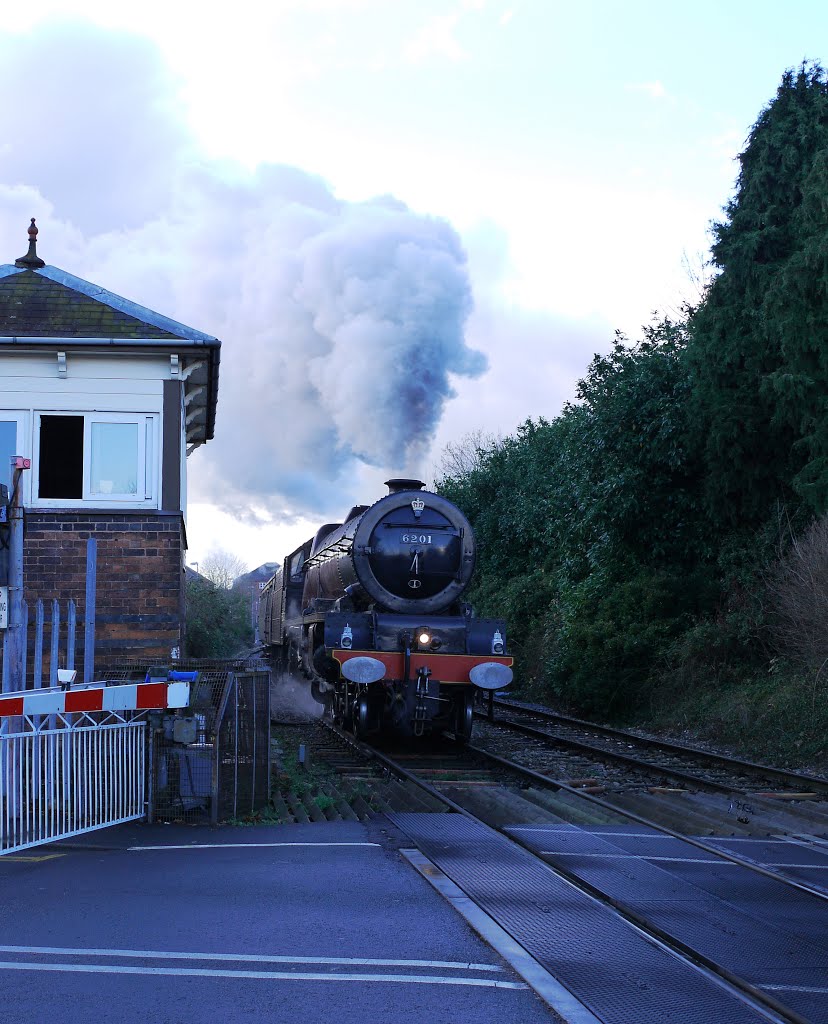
[
  {"xmin": 442, "ymin": 784, "xmax": 557, "ymax": 828},
  {"xmin": 349, "ymin": 793, "xmax": 378, "ymax": 820},
  {"xmin": 520, "ymin": 786, "xmax": 621, "ymax": 827},
  {"xmin": 284, "ymin": 791, "xmax": 311, "ymax": 824},
  {"xmin": 321, "ymin": 781, "xmax": 361, "ymax": 822},
  {"xmin": 304, "ymin": 797, "xmax": 329, "ymax": 823},
  {"xmin": 681, "ymin": 790, "xmax": 825, "ymax": 835},
  {"xmin": 270, "ymin": 794, "xmax": 293, "ymax": 823},
  {"xmin": 609, "ymin": 791, "xmax": 728, "ymax": 836},
  {"xmin": 379, "ymin": 777, "xmax": 440, "ymax": 813}
]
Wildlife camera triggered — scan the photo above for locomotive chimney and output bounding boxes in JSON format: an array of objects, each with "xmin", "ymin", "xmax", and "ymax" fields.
[{"xmin": 385, "ymin": 478, "xmax": 425, "ymax": 494}]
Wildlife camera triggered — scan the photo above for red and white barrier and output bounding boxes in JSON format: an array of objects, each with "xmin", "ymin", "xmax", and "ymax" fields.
[{"xmin": 0, "ymin": 680, "xmax": 190, "ymax": 718}]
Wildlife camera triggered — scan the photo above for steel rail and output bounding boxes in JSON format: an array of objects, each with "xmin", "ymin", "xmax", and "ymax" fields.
[
  {"xmin": 466, "ymin": 742, "xmax": 828, "ymax": 902},
  {"xmin": 477, "ymin": 712, "xmax": 738, "ymax": 794},
  {"xmin": 319, "ymin": 720, "xmax": 817, "ymax": 1024},
  {"xmin": 493, "ymin": 698, "xmax": 828, "ymax": 795}
]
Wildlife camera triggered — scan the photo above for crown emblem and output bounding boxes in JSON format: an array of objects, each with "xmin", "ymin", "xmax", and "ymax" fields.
[{"xmin": 411, "ymin": 497, "xmax": 425, "ymax": 517}]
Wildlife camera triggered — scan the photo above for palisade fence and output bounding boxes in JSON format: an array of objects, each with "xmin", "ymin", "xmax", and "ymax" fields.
[
  {"xmin": 1, "ymin": 536, "xmax": 98, "ymax": 693},
  {"xmin": 1, "ymin": 661, "xmax": 273, "ymax": 852},
  {"xmin": 1, "ymin": 597, "xmax": 83, "ymax": 692}
]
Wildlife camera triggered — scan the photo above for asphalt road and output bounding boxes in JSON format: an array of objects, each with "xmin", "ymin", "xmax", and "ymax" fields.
[{"xmin": 0, "ymin": 820, "xmax": 558, "ymax": 1024}]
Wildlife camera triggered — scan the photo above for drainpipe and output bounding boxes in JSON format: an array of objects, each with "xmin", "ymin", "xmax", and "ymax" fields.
[{"xmin": 4, "ymin": 456, "xmax": 30, "ymax": 692}]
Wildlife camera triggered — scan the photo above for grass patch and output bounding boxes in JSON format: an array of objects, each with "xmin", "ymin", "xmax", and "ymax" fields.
[
  {"xmin": 271, "ymin": 726, "xmax": 339, "ymax": 802},
  {"xmin": 642, "ymin": 664, "xmax": 828, "ymax": 773},
  {"xmin": 262, "ymin": 724, "xmax": 387, "ymax": 820}
]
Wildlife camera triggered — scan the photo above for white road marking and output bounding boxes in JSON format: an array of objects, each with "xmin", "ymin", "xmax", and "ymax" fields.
[
  {"xmin": 772, "ymin": 835, "xmax": 828, "ymax": 855},
  {"xmin": 539, "ymin": 852, "xmax": 731, "ymax": 864},
  {"xmin": 0, "ymin": 946, "xmax": 503, "ymax": 972},
  {"xmin": 0, "ymin": 853, "xmax": 66, "ymax": 863},
  {"xmin": 782, "ymin": 833, "xmax": 828, "ymax": 849},
  {"xmin": 716, "ymin": 837, "xmax": 795, "ymax": 844},
  {"xmin": 539, "ymin": 851, "xmax": 828, "ymax": 868},
  {"xmin": 0, "ymin": 961, "xmax": 527, "ymax": 988},
  {"xmin": 128, "ymin": 842, "xmax": 381, "ymax": 851},
  {"xmin": 760, "ymin": 863, "xmax": 828, "ymax": 869},
  {"xmin": 510, "ymin": 827, "xmax": 679, "ymax": 838},
  {"xmin": 761, "ymin": 984, "xmax": 828, "ymax": 994}
]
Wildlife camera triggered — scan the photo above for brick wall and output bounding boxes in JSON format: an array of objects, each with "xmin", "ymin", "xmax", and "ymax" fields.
[{"xmin": 21, "ymin": 510, "xmax": 185, "ymax": 678}]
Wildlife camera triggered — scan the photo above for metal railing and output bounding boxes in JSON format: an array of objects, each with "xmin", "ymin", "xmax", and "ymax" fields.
[{"xmin": 0, "ymin": 710, "xmax": 146, "ymax": 855}]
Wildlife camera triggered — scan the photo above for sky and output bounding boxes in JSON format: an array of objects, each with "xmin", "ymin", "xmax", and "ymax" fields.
[{"xmin": 0, "ymin": 0, "xmax": 825, "ymax": 571}]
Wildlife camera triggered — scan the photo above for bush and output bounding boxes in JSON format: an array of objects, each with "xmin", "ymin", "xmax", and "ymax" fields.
[
  {"xmin": 185, "ymin": 577, "xmax": 253, "ymax": 658},
  {"xmin": 766, "ymin": 514, "xmax": 828, "ymax": 678},
  {"xmin": 550, "ymin": 567, "xmax": 706, "ymax": 716}
]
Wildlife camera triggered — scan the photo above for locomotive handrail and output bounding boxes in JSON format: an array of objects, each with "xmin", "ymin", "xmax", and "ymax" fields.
[{"xmin": 303, "ymin": 540, "xmax": 353, "ymax": 568}]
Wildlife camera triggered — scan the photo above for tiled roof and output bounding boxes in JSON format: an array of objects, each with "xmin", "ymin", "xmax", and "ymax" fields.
[
  {"xmin": 0, "ymin": 260, "xmax": 221, "ymax": 444},
  {"xmin": 0, "ymin": 266, "xmax": 216, "ymax": 341}
]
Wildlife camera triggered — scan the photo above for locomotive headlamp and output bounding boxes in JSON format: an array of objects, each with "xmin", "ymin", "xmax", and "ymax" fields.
[
  {"xmin": 341, "ymin": 624, "xmax": 353, "ymax": 650},
  {"xmin": 418, "ymin": 631, "xmax": 431, "ymax": 646},
  {"xmin": 491, "ymin": 629, "xmax": 505, "ymax": 655}
]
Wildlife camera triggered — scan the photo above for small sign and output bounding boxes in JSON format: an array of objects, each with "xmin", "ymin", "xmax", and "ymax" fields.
[{"xmin": 0, "ymin": 586, "xmax": 7, "ymax": 629}]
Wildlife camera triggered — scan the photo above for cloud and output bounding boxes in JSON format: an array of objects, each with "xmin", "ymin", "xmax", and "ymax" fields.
[
  {"xmin": 424, "ymin": 215, "xmax": 616, "ymax": 477},
  {"xmin": 625, "ymin": 80, "xmax": 669, "ymax": 100},
  {"xmin": 405, "ymin": 14, "xmax": 468, "ymax": 64},
  {"xmin": 0, "ymin": 21, "xmax": 484, "ymax": 520},
  {"xmin": 0, "ymin": 21, "xmax": 191, "ymax": 234}
]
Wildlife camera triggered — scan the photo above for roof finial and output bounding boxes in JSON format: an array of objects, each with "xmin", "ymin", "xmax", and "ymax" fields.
[{"xmin": 15, "ymin": 217, "xmax": 45, "ymax": 269}]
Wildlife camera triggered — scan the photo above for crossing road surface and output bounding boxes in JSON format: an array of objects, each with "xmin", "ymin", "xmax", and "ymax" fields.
[{"xmin": 0, "ymin": 821, "xmax": 560, "ymax": 1024}]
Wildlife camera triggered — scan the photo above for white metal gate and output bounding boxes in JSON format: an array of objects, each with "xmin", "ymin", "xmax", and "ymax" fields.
[
  {"xmin": 1, "ymin": 715, "xmax": 146, "ymax": 854},
  {"xmin": 0, "ymin": 678, "xmax": 190, "ymax": 855}
]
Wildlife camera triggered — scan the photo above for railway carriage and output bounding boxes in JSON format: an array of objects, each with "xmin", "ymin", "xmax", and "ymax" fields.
[{"xmin": 258, "ymin": 479, "xmax": 512, "ymax": 741}]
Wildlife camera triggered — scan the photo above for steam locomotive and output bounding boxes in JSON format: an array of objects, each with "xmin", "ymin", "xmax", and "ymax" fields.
[{"xmin": 258, "ymin": 479, "xmax": 512, "ymax": 741}]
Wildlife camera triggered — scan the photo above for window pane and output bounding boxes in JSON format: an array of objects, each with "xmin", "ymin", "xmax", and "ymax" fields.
[
  {"xmin": 40, "ymin": 415, "xmax": 83, "ymax": 499},
  {"xmin": 0, "ymin": 420, "xmax": 16, "ymax": 495},
  {"xmin": 91, "ymin": 422, "xmax": 138, "ymax": 495}
]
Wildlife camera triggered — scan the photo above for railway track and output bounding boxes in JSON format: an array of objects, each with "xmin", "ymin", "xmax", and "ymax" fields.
[
  {"xmin": 462, "ymin": 698, "xmax": 828, "ymax": 842},
  {"xmin": 310, "ymin": 719, "xmax": 828, "ymax": 1024},
  {"xmin": 484, "ymin": 697, "xmax": 828, "ymax": 797}
]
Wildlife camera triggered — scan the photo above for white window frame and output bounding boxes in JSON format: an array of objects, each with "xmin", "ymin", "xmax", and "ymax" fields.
[
  {"xmin": 0, "ymin": 411, "xmax": 30, "ymax": 503},
  {"xmin": 33, "ymin": 411, "xmax": 159, "ymax": 510}
]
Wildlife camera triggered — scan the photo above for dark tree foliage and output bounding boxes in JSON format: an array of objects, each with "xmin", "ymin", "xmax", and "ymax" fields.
[
  {"xmin": 440, "ymin": 317, "xmax": 710, "ymax": 713},
  {"xmin": 439, "ymin": 65, "xmax": 828, "ymax": 719},
  {"xmin": 689, "ymin": 63, "xmax": 828, "ymax": 524},
  {"xmin": 549, "ymin": 320, "xmax": 717, "ymax": 711},
  {"xmin": 185, "ymin": 577, "xmax": 253, "ymax": 659}
]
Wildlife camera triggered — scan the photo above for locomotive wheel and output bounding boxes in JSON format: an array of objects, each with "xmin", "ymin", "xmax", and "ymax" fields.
[
  {"xmin": 352, "ymin": 694, "xmax": 370, "ymax": 739},
  {"xmin": 311, "ymin": 677, "xmax": 331, "ymax": 708},
  {"xmin": 455, "ymin": 693, "xmax": 474, "ymax": 744}
]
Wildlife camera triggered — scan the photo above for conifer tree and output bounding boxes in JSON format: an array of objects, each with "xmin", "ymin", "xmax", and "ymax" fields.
[{"xmin": 690, "ymin": 63, "xmax": 828, "ymax": 524}]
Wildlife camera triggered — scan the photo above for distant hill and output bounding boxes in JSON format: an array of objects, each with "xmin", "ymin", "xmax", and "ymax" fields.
[{"xmin": 233, "ymin": 562, "xmax": 279, "ymax": 592}]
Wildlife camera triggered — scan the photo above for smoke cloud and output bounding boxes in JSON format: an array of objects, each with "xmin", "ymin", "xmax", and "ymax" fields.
[{"xmin": 0, "ymin": 22, "xmax": 485, "ymax": 517}]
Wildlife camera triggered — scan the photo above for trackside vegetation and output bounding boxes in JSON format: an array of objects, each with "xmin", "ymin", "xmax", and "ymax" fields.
[
  {"xmin": 437, "ymin": 64, "xmax": 828, "ymax": 770},
  {"xmin": 185, "ymin": 551, "xmax": 253, "ymax": 658}
]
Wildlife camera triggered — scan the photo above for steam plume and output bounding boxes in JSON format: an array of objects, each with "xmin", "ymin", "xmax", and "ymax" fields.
[{"xmin": 0, "ymin": 22, "xmax": 485, "ymax": 517}]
